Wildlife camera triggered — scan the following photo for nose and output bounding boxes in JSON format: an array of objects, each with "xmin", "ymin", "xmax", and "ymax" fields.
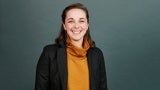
[{"xmin": 74, "ymin": 22, "xmax": 80, "ymax": 29}]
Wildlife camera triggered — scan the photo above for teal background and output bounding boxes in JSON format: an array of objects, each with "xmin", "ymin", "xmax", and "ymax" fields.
[{"xmin": 0, "ymin": 0, "xmax": 160, "ymax": 90}]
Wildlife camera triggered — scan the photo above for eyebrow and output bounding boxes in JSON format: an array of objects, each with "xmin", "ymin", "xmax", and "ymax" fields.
[
  {"xmin": 66, "ymin": 18, "xmax": 73, "ymax": 21},
  {"xmin": 66, "ymin": 18, "xmax": 86, "ymax": 21},
  {"xmin": 80, "ymin": 18, "xmax": 86, "ymax": 20}
]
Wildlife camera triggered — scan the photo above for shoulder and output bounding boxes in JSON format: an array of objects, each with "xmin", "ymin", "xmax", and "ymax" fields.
[
  {"xmin": 89, "ymin": 46, "xmax": 103, "ymax": 54},
  {"xmin": 88, "ymin": 46, "xmax": 104, "ymax": 58},
  {"xmin": 43, "ymin": 44, "xmax": 58, "ymax": 50},
  {"xmin": 42, "ymin": 44, "xmax": 59, "ymax": 54},
  {"xmin": 39, "ymin": 44, "xmax": 61, "ymax": 60},
  {"xmin": 42, "ymin": 40, "xmax": 65, "ymax": 53}
]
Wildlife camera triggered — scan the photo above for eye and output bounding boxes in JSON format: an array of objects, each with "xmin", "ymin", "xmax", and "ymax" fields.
[
  {"xmin": 80, "ymin": 20, "xmax": 85, "ymax": 22},
  {"xmin": 68, "ymin": 21, "xmax": 73, "ymax": 23},
  {"xmin": 79, "ymin": 20, "xmax": 85, "ymax": 23}
]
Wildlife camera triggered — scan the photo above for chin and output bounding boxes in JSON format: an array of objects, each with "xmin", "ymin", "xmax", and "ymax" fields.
[
  {"xmin": 71, "ymin": 37, "xmax": 83, "ymax": 41},
  {"xmin": 72, "ymin": 38, "xmax": 81, "ymax": 41}
]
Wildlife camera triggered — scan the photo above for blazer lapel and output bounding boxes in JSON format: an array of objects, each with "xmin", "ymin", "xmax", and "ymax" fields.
[
  {"xmin": 57, "ymin": 48, "xmax": 67, "ymax": 90},
  {"xmin": 87, "ymin": 49, "xmax": 97, "ymax": 90}
]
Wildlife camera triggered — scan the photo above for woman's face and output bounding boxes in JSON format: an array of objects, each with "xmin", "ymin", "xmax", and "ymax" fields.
[{"xmin": 63, "ymin": 8, "xmax": 89, "ymax": 42}]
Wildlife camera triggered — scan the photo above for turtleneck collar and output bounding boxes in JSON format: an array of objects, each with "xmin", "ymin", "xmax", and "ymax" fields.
[{"xmin": 66, "ymin": 36, "xmax": 90, "ymax": 58}]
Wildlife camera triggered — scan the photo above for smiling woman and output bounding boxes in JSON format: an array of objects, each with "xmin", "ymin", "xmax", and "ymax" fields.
[
  {"xmin": 63, "ymin": 8, "xmax": 89, "ymax": 47},
  {"xmin": 35, "ymin": 3, "xmax": 107, "ymax": 90}
]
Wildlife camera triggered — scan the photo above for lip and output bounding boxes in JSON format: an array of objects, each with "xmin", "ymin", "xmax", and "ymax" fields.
[{"xmin": 72, "ymin": 30, "xmax": 81, "ymax": 34}]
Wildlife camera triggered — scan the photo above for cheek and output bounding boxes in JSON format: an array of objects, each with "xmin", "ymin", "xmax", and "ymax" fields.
[
  {"xmin": 81, "ymin": 23, "xmax": 89, "ymax": 30},
  {"xmin": 66, "ymin": 24, "xmax": 74, "ymax": 29}
]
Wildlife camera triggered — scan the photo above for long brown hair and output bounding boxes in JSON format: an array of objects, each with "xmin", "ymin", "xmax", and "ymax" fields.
[{"xmin": 55, "ymin": 3, "xmax": 95, "ymax": 47}]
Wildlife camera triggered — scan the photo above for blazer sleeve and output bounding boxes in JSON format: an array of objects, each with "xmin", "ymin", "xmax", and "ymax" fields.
[
  {"xmin": 98, "ymin": 49, "xmax": 108, "ymax": 90},
  {"xmin": 35, "ymin": 46, "xmax": 50, "ymax": 90}
]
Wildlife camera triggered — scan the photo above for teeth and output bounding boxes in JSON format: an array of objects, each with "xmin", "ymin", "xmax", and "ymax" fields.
[{"xmin": 73, "ymin": 31, "xmax": 80, "ymax": 34}]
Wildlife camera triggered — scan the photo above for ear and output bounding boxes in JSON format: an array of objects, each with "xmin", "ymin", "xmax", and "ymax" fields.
[
  {"xmin": 86, "ymin": 23, "xmax": 89, "ymax": 31},
  {"xmin": 63, "ymin": 23, "xmax": 66, "ymax": 30}
]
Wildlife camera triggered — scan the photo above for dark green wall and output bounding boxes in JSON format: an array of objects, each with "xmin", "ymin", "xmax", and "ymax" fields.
[{"xmin": 0, "ymin": 0, "xmax": 160, "ymax": 90}]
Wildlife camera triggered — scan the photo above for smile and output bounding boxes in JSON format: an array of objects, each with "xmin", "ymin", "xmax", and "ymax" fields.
[{"xmin": 72, "ymin": 31, "xmax": 81, "ymax": 34}]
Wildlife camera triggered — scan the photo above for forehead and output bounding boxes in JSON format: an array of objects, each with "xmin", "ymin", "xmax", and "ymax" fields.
[{"xmin": 66, "ymin": 8, "xmax": 87, "ymax": 19}]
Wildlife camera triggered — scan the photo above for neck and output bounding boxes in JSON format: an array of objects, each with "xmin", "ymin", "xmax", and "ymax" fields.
[{"xmin": 71, "ymin": 39, "xmax": 83, "ymax": 48}]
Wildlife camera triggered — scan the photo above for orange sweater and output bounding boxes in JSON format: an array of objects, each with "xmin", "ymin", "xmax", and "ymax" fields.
[{"xmin": 66, "ymin": 38, "xmax": 90, "ymax": 90}]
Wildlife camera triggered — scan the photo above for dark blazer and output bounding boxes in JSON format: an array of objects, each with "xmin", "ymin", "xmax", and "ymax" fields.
[{"xmin": 35, "ymin": 41, "xmax": 107, "ymax": 90}]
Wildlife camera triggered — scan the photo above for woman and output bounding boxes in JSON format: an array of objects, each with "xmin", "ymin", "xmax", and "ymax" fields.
[{"xmin": 35, "ymin": 3, "xmax": 107, "ymax": 90}]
